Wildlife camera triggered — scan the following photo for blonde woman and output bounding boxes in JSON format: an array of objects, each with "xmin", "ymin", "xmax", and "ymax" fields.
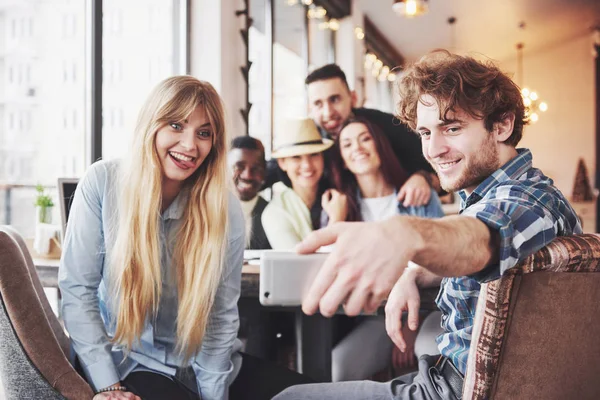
[{"xmin": 59, "ymin": 76, "xmax": 308, "ymax": 400}]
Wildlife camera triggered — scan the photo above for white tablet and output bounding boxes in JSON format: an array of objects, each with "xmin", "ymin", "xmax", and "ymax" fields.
[{"xmin": 259, "ymin": 251, "xmax": 329, "ymax": 306}]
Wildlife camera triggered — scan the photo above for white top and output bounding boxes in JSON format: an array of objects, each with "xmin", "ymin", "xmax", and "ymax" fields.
[
  {"xmin": 359, "ymin": 193, "xmax": 398, "ymax": 222},
  {"xmin": 262, "ymin": 182, "xmax": 314, "ymax": 250}
]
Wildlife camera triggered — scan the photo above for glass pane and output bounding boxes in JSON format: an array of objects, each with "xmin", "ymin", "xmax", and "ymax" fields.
[
  {"xmin": 308, "ymin": 17, "xmax": 334, "ymax": 69},
  {"xmin": 0, "ymin": 0, "xmax": 87, "ymax": 238},
  {"xmin": 102, "ymin": 0, "xmax": 182, "ymax": 160},
  {"xmin": 273, "ymin": 0, "xmax": 307, "ymax": 148},
  {"xmin": 249, "ymin": 0, "xmax": 272, "ymax": 156}
]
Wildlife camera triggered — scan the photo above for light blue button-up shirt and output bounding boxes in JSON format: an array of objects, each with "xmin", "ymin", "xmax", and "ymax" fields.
[{"xmin": 59, "ymin": 159, "xmax": 244, "ymax": 400}]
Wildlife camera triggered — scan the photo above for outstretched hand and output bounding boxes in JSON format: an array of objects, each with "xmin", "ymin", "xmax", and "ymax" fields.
[{"xmin": 297, "ymin": 218, "xmax": 416, "ymax": 317}]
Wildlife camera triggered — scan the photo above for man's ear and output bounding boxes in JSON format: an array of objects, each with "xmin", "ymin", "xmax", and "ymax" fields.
[
  {"xmin": 494, "ymin": 113, "xmax": 515, "ymax": 143},
  {"xmin": 277, "ymin": 158, "xmax": 287, "ymax": 171},
  {"xmin": 350, "ymin": 90, "xmax": 358, "ymax": 108}
]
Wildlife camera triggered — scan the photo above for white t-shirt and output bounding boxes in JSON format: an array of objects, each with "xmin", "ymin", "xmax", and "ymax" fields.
[{"xmin": 359, "ymin": 193, "xmax": 398, "ymax": 222}]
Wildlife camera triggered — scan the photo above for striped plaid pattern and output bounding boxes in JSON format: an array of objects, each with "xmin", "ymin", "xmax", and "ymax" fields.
[{"xmin": 436, "ymin": 148, "xmax": 582, "ymax": 374}]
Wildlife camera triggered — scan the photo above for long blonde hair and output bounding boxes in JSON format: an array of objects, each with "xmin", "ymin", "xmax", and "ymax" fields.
[{"xmin": 110, "ymin": 76, "xmax": 229, "ymax": 360}]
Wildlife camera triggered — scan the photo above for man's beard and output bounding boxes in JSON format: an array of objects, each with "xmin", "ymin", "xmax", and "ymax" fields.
[{"xmin": 438, "ymin": 137, "xmax": 500, "ymax": 192}]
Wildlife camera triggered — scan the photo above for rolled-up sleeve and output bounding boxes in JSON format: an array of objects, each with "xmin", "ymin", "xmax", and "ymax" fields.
[
  {"xmin": 58, "ymin": 163, "xmax": 119, "ymax": 391},
  {"xmin": 463, "ymin": 191, "xmax": 558, "ymax": 283},
  {"xmin": 194, "ymin": 198, "xmax": 245, "ymax": 400}
]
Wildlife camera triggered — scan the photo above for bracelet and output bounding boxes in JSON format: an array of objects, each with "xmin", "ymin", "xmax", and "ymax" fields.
[{"xmin": 96, "ymin": 386, "xmax": 127, "ymax": 394}]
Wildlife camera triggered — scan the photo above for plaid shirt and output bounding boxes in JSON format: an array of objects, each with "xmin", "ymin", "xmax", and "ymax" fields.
[{"xmin": 436, "ymin": 148, "xmax": 582, "ymax": 374}]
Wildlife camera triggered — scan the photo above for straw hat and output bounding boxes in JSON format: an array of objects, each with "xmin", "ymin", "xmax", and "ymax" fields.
[{"xmin": 271, "ymin": 118, "xmax": 333, "ymax": 159}]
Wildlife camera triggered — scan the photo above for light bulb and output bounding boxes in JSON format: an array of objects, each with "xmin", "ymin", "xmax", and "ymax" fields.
[
  {"xmin": 387, "ymin": 73, "xmax": 397, "ymax": 82},
  {"xmin": 521, "ymin": 88, "xmax": 530, "ymax": 97},
  {"xmin": 354, "ymin": 27, "xmax": 364, "ymax": 40},
  {"xmin": 523, "ymin": 97, "xmax": 532, "ymax": 107},
  {"xmin": 328, "ymin": 19, "xmax": 340, "ymax": 31},
  {"xmin": 374, "ymin": 59, "xmax": 383, "ymax": 70},
  {"xmin": 406, "ymin": 0, "xmax": 418, "ymax": 16},
  {"xmin": 381, "ymin": 66, "xmax": 390, "ymax": 75},
  {"xmin": 530, "ymin": 113, "xmax": 539, "ymax": 122},
  {"xmin": 301, "ymin": 0, "xmax": 313, "ymax": 5},
  {"xmin": 530, "ymin": 92, "xmax": 538, "ymax": 101},
  {"xmin": 539, "ymin": 102, "xmax": 548, "ymax": 112}
]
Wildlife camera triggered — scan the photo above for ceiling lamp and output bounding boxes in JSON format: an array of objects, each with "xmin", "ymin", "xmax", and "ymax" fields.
[
  {"xmin": 392, "ymin": 0, "xmax": 428, "ymax": 18},
  {"xmin": 516, "ymin": 42, "xmax": 548, "ymax": 123}
]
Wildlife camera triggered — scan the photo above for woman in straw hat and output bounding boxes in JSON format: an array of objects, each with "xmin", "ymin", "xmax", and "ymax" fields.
[
  {"xmin": 262, "ymin": 118, "xmax": 338, "ymax": 249},
  {"xmin": 323, "ymin": 116, "xmax": 444, "ymax": 381}
]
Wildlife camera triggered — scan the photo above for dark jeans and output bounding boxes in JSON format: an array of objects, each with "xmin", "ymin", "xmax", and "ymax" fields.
[
  {"xmin": 124, "ymin": 371, "xmax": 198, "ymax": 400},
  {"xmin": 121, "ymin": 353, "xmax": 312, "ymax": 400}
]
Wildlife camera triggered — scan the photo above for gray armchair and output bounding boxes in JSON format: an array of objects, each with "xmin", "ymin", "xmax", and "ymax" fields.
[{"xmin": 0, "ymin": 226, "xmax": 94, "ymax": 399}]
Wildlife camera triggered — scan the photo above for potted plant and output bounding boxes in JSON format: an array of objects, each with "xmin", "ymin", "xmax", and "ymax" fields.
[{"xmin": 34, "ymin": 184, "xmax": 54, "ymax": 224}]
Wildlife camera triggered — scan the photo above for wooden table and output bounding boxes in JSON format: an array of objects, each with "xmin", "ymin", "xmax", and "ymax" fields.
[
  {"xmin": 34, "ymin": 258, "xmax": 263, "ymax": 297},
  {"xmin": 34, "ymin": 258, "xmax": 439, "ymax": 383}
]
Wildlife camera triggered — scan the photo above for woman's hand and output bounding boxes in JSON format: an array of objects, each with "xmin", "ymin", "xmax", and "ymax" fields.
[
  {"xmin": 93, "ymin": 392, "xmax": 140, "ymax": 400},
  {"xmin": 397, "ymin": 173, "xmax": 431, "ymax": 207},
  {"xmin": 322, "ymin": 189, "xmax": 348, "ymax": 224}
]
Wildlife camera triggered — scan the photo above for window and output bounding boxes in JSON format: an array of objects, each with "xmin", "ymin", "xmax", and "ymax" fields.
[
  {"xmin": 249, "ymin": 0, "xmax": 310, "ymax": 156},
  {"xmin": 0, "ymin": 0, "xmax": 188, "ymax": 237},
  {"xmin": 102, "ymin": 0, "xmax": 184, "ymax": 160},
  {"xmin": 248, "ymin": 0, "xmax": 271, "ymax": 155},
  {"xmin": 272, "ymin": 0, "xmax": 308, "ymax": 145},
  {"xmin": 308, "ymin": 17, "xmax": 335, "ymax": 69},
  {"xmin": 0, "ymin": 0, "xmax": 86, "ymax": 237}
]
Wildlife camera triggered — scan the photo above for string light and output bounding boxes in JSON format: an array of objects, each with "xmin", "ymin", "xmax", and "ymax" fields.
[
  {"xmin": 517, "ymin": 42, "xmax": 548, "ymax": 123},
  {"xmin": 328, "ymin": 18, "xmax": 340, "ymax": 31},
  {"xmin": 307, "ymin": 6, "xmax": 326, "ymax": 19},
  {"xmin": 354, "ymin": 26, "xmax": 364, "ymax": 40}
]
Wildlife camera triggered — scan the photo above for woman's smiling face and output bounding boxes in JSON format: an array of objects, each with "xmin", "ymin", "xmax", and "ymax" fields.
[{"xmin": 155, "ymin": 105, "xmax": 213, "ymax": 192}]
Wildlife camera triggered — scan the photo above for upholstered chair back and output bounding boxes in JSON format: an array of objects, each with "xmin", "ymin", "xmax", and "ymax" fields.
[
  {"xmin": 0, "ymin": 226, "xmax": 93, "ymax": 399},
  {"xmin": 463, "ymin": 234, "xmax": 600, "ymax": 399}
]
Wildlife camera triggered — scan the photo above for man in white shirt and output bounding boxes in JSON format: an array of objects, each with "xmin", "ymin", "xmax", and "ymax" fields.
[{"xmin": 228, "ymin": 136, "xmax": 271, "ymax": 250}]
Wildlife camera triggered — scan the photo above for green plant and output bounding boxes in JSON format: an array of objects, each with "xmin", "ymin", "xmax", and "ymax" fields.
[{"xmin": 34, "ymin": 184, "xmax": 54, "ymax": 208}]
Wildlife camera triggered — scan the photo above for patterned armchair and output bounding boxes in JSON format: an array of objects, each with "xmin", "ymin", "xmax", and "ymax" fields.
[
  {"xmin": 0, "ymin": 226, "xmax": 94, "ymax": 399},
  {"xmin": 463, "ymin": 234, "xmax": 600, "ymax": 399}
]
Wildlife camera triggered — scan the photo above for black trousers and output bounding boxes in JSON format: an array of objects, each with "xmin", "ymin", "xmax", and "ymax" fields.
[{"xmin": 122, "ymin": 353, "xmax": 312, "ymax": 400}]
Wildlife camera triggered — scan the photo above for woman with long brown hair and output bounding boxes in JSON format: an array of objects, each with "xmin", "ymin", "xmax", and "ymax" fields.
[{"xmin": 322, "ymin": 116, "xmax": 444, "ymax": 381}]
